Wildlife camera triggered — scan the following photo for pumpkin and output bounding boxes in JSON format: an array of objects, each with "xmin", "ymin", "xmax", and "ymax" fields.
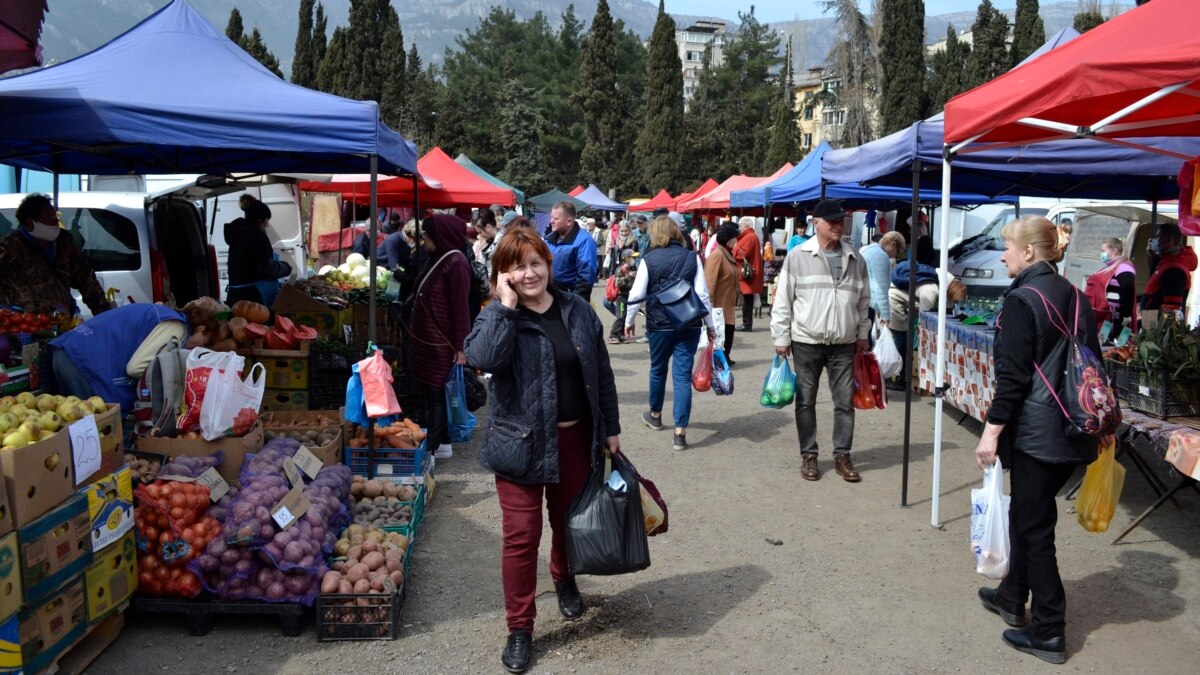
[{"xmin": 232, "ymin": 300, "xmax": 269, "ymax": 324}]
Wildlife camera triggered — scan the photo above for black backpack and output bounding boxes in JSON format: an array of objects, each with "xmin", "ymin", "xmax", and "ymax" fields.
[{"xmin": 468, "ymin": 260, "xmax": 490, "ymax": 307}]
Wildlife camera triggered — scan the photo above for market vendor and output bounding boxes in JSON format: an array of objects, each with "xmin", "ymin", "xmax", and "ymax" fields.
[
  {"xmin": 1140, "ymin": 223, "xmax": 1196, "ymax": 322},
  {"xmin": 225, "ymin": 196, "xmax": 292, "ymax": 309},
  {"xmin": 48, "ymin": 301, "xmax": 203, "ymax": 415},
  {"xmin": 0, "ymin": 193, "xmax": 112, "ymax": 316}
]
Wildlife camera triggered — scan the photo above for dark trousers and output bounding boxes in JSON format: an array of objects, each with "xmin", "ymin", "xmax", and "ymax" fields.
[
  {"xmin": 741, "ymin": 293, "xmax": 755, "ymax": 329},
  {"xmin": 998, "ymin": 451, "xmax": 1078, "ymax": 637},
  {"xmin": 495, "ymin": 423, "xmax": 591, "ymax": 632},
  {"xmin": 893, "ymin": 329, "xmax": 910, "ymax": 383},
  {"xmin": 791, "ymin": 342, "xmax": 856, "ymax": 456},
  {"xmin": 607, "ymin": 297, "xmax": 628, "ymax": 340},
  {"xmin": 723, "ymin": 323, "xmax": 735, "ymax": 356},
  {"xmin": 423, "ymin": 383, "xmax": 449, "ymax": 448}
]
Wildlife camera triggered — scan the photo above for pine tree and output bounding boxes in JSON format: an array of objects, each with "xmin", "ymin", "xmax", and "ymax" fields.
[
  {"xmin": 292, "ymin": 0, "xmax": 316, "ymax": 86},
  {"xmin": 498, "ymin": 79, "xmax": 551, "ymax": 195},
  {"xmin": 964, "ymin": 0, "xmax": 1010, "ymax": 90},
  {"xmin": 241, "ymin": 27, "xmax": 283, "ymax": 78},
  {"xmin": 636, "ymin": 1, "xmax": 685, "ymax": 193},
  {"xmin": 578, "ymin": 0, "xmax": 622, "ymax": 189},
  {"xmin": 1073, "ymin": 1, "xmax": 1106, "ymax": 32},
  {"xmin": 1010, "ymin": 0, "xmax": 1044, "ymax": 65},
  {"xmin": 763, "ymin": 40, "xmax": 801, "ymax": 172},
  {"xmin": 927, "ymin": 24, "xmax": 971, "ymax": 112},
  {"xmin": 225, "ymin": 8, "xmax": 244, "ymax": 43},
  {"xmin": 313, "ymin": 3, "xmax": 328, "ymax": 71},
  {"xmin": 879, "ymin": 0, "xmax": 927, "ymax": 135}
]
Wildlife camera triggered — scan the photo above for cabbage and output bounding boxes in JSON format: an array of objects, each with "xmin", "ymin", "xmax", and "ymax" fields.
[{"xmin": 346, "ymin": 253, "xmax": 367, "ymax": 269}]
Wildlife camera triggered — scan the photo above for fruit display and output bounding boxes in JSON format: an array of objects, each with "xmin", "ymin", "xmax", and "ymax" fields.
[
  {"xmin": 264, "ymin": 429, "xmax": 340, "ymax": 449},
  {"xmin": 317, "ymin": 253, "xmax": 392, "ymax": 292},
  {"xmin": 0, "ymin": 392, "xmax": 109, "ymax": 450},
  {"xmin": 347, "ymin": 419, "xmax": 426, "ymax": 450},
  {"xmin": 183, "ymin": 297, "xmax": 318, "ymax": 352},
  {"xmin": 0, "ymin": 307, "xmax": 76, "ymax": 333},
  {"xmin": 290, "ymin": 276, "xmax": 350, "ymax": 309}
]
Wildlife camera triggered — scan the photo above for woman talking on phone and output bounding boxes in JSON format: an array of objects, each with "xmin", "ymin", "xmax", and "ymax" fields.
[{"xmin": 464, "ymin": 226, "xmax": 622, "ymax": 673}]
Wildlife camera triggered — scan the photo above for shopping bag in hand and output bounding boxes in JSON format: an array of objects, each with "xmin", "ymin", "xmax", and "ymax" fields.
[
  {"xmin": 852, "ymin": 351, "xmax": 881, "ymax": 410},
  {"xmin": 446, "ymin": 364, "xmax": 477, "ymax": 443},
  {"xmin": 970, "ymin": 461, "xmax": 1011, "ymax": 579},
  {"xmin": 760, "ymin": 355, "xmax": 797, "ymax": 408},
  {"xmin": 199, "ymin": 362, "xmax": 264, "ymax": 440},
  {"xmin": 872, "ymin": 324, "xmax": 903, "ymax": 379},
  {"xmin": 1077, "ymin": 437, "xmax": 1126, "ymax": 533},
  {"xmin": 566, "ymin": 451, "xmax": 651, "ymax": 575},
  {"xmin": 358, "ymin": 349, "xmax": 403, "ymax": 418},
  {"xmin": 712, "ymin": 349, "xmax": 735, "ymax": 395},
  {"xmin": 692, "ymin": 341, "xmax": 714, "ymax": 392}
]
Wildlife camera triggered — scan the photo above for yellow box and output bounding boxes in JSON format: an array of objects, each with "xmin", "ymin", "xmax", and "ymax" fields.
[
  {"xmin": 0, "ymin": 533, "xmax": 20, "ymax": 625},
  {"xmin": 77, "ymin": 466, "xmax": 134, "ymax": 553},
  {"xmin": 84, "ymin": 531, "xmax": 137, "ymax": 624},
  {"xmin": 16, "ymin": 578, "xmax": 86, "ymax": 674}
]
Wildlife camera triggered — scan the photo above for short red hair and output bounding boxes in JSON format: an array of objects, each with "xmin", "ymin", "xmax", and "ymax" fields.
[{"xmin": 490, "ymin": 225, "xmax": 553, "ymax": 286}]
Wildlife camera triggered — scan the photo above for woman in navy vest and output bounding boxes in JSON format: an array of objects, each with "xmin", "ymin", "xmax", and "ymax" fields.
[
  {"xmin": 975, "ymin": 215, "xmax": 1101, "ymax": 665},
  {"xmin": 624, "ymin": 217, "xmax": 716, "ymax": 451}
]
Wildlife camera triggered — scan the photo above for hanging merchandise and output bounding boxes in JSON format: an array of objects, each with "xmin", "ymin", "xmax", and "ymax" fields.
[
  {"xmin": 344, "ymin": 363, "xmax": 369, "ymax": 427},
  {"xmin": 692, "ymin": 341, "xmax": 714, "ymax": 392},
  {"xmin": 970, "ymin": 461, "xmax": 1010, "ymax": 580},
  {"xmin": 178, "ymin": 348, "xmax": 244, "ymax": 433},
  {"xmin": 358, "ymin": 349, "xmax": 403, "ymax": 418}
]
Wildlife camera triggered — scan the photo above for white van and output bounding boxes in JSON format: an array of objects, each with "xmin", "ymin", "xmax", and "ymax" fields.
[
  {"xmin": 201, "ymin": 181, "xmax": 305, "ymax": 300},
  {"xmin": 0, "ymin": 184, "xmax": 224, "ymax": 315}
]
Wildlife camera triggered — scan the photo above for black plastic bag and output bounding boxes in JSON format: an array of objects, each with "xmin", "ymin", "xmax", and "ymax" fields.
[
  {"xmin": 565, "ymin": 452, "xmax": 651, "ymax": 576},
  {"xmin": 464, "ymin": 370, "xmax": 487, "ymax": 412}
]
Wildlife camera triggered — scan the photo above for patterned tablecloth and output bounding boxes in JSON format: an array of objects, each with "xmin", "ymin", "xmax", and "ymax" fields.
[{"xmin": 917, "ymin": 312, "xmax": 995, "ymax": 423}]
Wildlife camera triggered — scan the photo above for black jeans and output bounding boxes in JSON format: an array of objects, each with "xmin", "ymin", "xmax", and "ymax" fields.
[
  {"xmin": 997, "ymin": 451, "xmax": 1078, "ymax": 637},
  {"xmin": 723, "ymin": 324, "xmax": 735, "ymax": 356},
  {"xmin": 423, "ymin": 383, "xmax": 450, "ymax": 448},
  {"xmin": 741, "ymin": 293, "xmax": 755, "ymax": 329}
]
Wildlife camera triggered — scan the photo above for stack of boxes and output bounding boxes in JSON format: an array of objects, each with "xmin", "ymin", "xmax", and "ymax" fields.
[
  {"xmin": 0, "ymin": 403, "xmax": 134, "ymax": 673},
  {"xmin": 245, "ymin": 343, "xmax": 311, "ymax": 413}
]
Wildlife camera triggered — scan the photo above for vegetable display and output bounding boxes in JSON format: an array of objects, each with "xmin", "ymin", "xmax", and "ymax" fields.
[
  {"xmin": 346, "ymin": 419, "xmax": 426, "ymax": 450},
  {"xmin": 135, "ymin": 480, "xmax": 221, "ymax": 598},
  {"xmin": 125, "ymin": 453, "xmax": 163, "ymax": 483},
  {"xmin": 323, "ymin": 525, "xmax": 407, "ymax": 596}
]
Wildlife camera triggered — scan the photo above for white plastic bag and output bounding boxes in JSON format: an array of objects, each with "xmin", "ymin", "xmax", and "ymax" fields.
[
  {"xmin": 200, "ymin": 358, "xmax": 264, "ymax": 440},
  {"xmin": 873, "ymin": 324, "xmax": 903, "ymax": 379},
  {"xmin": 179, "ymin": 348, "xmax": 239, "ymax": 433},
  {"xmin": 970, "ymin": 461, "xmax": 1011, "ymax": 579},
  {"xmin": 698, "ymin": 308, "xmax": 725, "ymax": 350}
]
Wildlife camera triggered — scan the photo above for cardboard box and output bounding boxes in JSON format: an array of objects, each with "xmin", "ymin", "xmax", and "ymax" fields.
[
  {"xmin": 0, "ymin": 533, "xmax": 20, "ymax": 624},
  {"xmin": 77, "ymin": 466, "xmax": 134, "ymax": 553},
  {"xmin": 135, "ymin": 422, "xmax": 264, "ymax": 486},
  {"xmin": 273, "ymin": 285, "xmax": 349, "ymax": 337},
  {"xmin": 77, "ymin": 403, "xmax": 124, "ymax": 488},
  {"xmin": 0, "ymin": 614, "xmax": 18, "ymax": 672},
  {"xmin": 250, "ymin": 354, "xmax": 310, "ymax": 390},
  {"xmin": 18, "ymin": 494, "xmax": 93, "ymax": 606},
  {"xmin": 84, "ymin": 530, "xmax": 136, "ymax": 624},
  {"xmin": 1, "ymin": 430, "xmax": 75, "ymax": 529},
  {"xmin": 0, "ymin": 469, "xmax": 10, "ymax": 539},
  {"xmin": 260, "ymin": 389, "xmax": 310, "ymax": 412},
  {"xmin": 16, "ymin": 578, "xmax": 86, "ymax": 674}
]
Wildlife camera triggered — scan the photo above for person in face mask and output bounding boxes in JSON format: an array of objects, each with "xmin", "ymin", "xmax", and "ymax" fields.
[
  {"xmin": 1084, "ymin": 238, "xmax": 1136, "ymax": 342},
  {"xmin": 0, "ymin": 193, "xmax": 111, "ymax": 316},
  {"xmin": 1141, "ymin": 223, "xmax": 1197, "ymax": 322}
]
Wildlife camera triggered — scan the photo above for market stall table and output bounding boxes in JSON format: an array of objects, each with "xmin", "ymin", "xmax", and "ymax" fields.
[
  {"xmin": 917, "ymin": 311, "xmax": 994, "ymax": 423},
  {"xmin": 1110, "ymin": 410, "xmax": 1200, "ymax": 543}
]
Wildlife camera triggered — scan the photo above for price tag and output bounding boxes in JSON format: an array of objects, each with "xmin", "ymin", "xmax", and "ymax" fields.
[
  {"xmin": 282, "ymin": 458, "xmax": 304, "ymax": 488},
  {"xmin": 1138, "ymin": 385, "xmax": 1151, "ymax": 397},
  {"xmin": 271, "ymin": 485, "xmax": 310, "ymax": 531},
  {"xmin": 69, "ymin": 414, "xmax": 102, "ymax": 484},
  {"xmin": 1099, "ymin": 320, "xmax": 1113, "ymax": 343},
  {"xmin": 293, "ymin": 447, "xmax": 323, "ymax": 480},
  {"xmin": 1115, "ymin": 327, "xmax": 1132, "ymax": 347},
  {"xmin": 196, "ymin": 467, "xmax": 230, "ymax": 502},
  {"xmin": 271, "ymin": 505, "xmax": 295, "ymax": 529}
]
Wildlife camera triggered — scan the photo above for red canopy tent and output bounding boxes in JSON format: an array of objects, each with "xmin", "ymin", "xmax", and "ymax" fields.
[
  {"xmin": 627, "ymin": 189, "xmax": 675, "ymax": 212},
  {"xmin": 0, "ymin": 0, "xmax": 47, "ymax": 75},
  {"xmin": 300, "ymin": 147, "xmax": 517, "ymax": 207},
  {"xmin": 678, "ymin": 165, "xmax": 792, "ymax": 213},
  {"xmin": 567, "ymin": 185, "xmax": 585, "ymax": 197},
  {"xmin": 943, "ymin": 0, "xmax": 1200, "ymax": 149},
  {"xmin": 666, "ymin": 178, "xmax": 718, "ymax": 211}
]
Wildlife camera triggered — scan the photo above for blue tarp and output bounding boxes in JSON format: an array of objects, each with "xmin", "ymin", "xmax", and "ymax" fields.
[
  {"xmin": 730, "ymin": 141, "xmax": 1015, "ymax": 208},
  {"xmin": 821, "ymin": 28, "xmax": 1200, "ymax": 199},
  {"xmin": 574, "ymin": 184, "xmax": 627, "ymax": 212},
  {"xmin": 0, "ymin": 0, "xmax": 418, "ymax": 176}
]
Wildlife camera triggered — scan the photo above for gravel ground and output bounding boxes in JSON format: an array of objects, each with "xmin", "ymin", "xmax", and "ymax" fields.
[{"xmin": 90, "ymin": 321, "xmax": 1198, "ymax": 674}]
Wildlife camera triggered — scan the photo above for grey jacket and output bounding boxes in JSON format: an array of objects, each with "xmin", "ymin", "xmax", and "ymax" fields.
[{"xmin": 464, "ymin": 287, "xmax": 622, "ymax": 484}]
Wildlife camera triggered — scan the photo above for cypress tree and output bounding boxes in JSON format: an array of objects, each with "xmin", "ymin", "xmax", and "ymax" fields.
[
  {"xmin": 927, "ymin": 24, "xmax": 971, "ymax": 112},
  {"xmin": 316, "ymin": 26, "xmax": 348, "ymax": 94},
  {"xmin": 498, "ymin": 78, "xmax": 551, "ymax": 195},
  {"xmin": 964, "ymin": 0, "xmax": 1010, "ymax": 90},
  {"xmin": 241, "ymin": 27, "xmax": 283, "ymax": 78},
  {"xmin": 399, "ymin": 46, "xmax": 437, "ymax": 149},
  {"xmin": 225, "ymin": 8, "xmax": 244, "ymax": 43},
  {"xmin": 879, "ymin": 0, "xmax": 928, "ymax": 135},
  {"xmin": 579, "ymin": 0, "xmax": 621, "ymax": 189},
  {"xmin": 313, "ymin": 3, "xmax": 328, "ymax": 71},
  {"xmin": 292, "ymin": 0, "xmax": 316, "ymax": 87},
  {"xmin": 1009, "ymin": 0, "xmax": 1044, "ymax": 65},
  {"xmin": 636, "ymin": 1, "xmax": 685, "ymax": 193},
  {"xmin": 317, "ymin": 0, "xmax": 398, "ymax": 103},
  {"xmin": 612, "ymin": 20, "xmax": 648, "ymax": 194},
  {"xmin": 763, "ymin": 40, "xmax": 801, "ymax": 172},
  {"xmin": 379, "ymin": 9, "xmax": 407, "ymax": 129}
]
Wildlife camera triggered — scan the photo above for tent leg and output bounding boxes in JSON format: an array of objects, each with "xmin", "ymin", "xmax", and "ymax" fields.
[
  {"xmin": 931, "ymin": 156, "xmax": 954, "ymax": 528},
  {"xmin": 901, "ymin": 158, "xmax": 920, "ymax": 507}
]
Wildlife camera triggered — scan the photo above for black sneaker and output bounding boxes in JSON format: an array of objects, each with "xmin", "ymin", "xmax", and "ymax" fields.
[
  {"xmin": 673, "ymin": 432, "xmax": 687, "ymax": 451},
  {"xmin": 502, "ymin": 629, "xmax": 533, "ymax": 673},
  {"xmin": 641, "ymin": 411, "xmax": 663, "ymax": 431},
  {"xmin": 554, "ymin": 578, "xmax": 584, "ymax": 620}
]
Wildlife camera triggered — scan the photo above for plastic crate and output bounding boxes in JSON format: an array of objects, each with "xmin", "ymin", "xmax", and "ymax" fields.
[
  {"xmin": 1112, "ymin": 360, "xmax": 1200, "ymax": 419},
  {"xmin": 346, "ymin": 443, "xmax": 427, "ymax": 479},
  {"xmin": 316, "ymin": 585, "xmax": 405, "ymax": 641}
]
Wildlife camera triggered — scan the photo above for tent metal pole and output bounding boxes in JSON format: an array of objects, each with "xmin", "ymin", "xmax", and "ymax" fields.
[
  {"xmin": 901, "ymin": 158, "xmax": 919, "ymax": 507},
  {"xmin": 932, "ymin": 156, "xmax": 953, "ymax": 528},
  {"xmin": 1091, "ymin": 81, "xmax": 1192, "ymax": 134},
  {"xmin": 366, "ymin": 155, "xmax": 379, "ymax": 479}
]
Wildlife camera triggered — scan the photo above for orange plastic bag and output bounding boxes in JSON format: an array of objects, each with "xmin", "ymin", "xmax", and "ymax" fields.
[
  {"xmin": 692, "ymin": 341, "xmax": 714, "ymax": 392},
  {"xmin": 852, "ymin": 351, "xmax": 878, "ymax": 410},
  {"xmin": 357, "ymin": 350, "xmax": 403, "ymax": 418}
]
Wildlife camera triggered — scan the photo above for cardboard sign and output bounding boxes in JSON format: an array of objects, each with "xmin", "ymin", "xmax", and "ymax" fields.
[
  {"xmin": 196, "ymin": 468, "xmax": 230, "ymax": 502},
  {"xmin": 69, "ymin": 415, "xmax": 102, "ymax": 483},
  {"xmin": 293, "ymin": 447, "xmax": 323, "ymax": 480},
  {"xmin": 271, "ymin": 485, "xmax": 309, "ymax": 531},
  {"xmin": 282, "ymin": 458, "xmax": 304, "ymax": 488}
]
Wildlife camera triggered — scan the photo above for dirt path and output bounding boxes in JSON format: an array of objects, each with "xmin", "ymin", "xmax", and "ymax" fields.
[{"xmin": 91, "ymin": 324, "xmax": 1198, "ymax": 674}]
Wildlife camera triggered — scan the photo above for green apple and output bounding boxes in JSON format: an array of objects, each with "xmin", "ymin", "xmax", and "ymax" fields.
[
  {"xmin": 2, "ymin": 430, "xmax": 28, "ymax": 449},
  {"xmin": 14, "ymin": 392, "xmax": 35, "ymax": 408},
  {"xmin": 64, "ymin": 396, "xmax": 81, "ymax": 406},
  {"xmin": 37, "ymin": 412, "xmax": 61, "ymax": 433},
  {"xmin": 57, "ymin": 402, "xmax": 83, "ymax": 424},
  {"xmin": 18, "ymin": 420, "xmax": 40, "ymax": 440},
  {"xmin": 36, "ymin": 394, "xmax": 58, "ymax": 413},
  {"xmin": 9, "ymin": 404, "xmax": 29, "ymax": 418},
  {"xmin": 86, "ymin": 396, "xmax": 107, "ymax": 414},
  {"xmin": 0, "ymin": 413, "xmax": 16, "ymax": 433}
]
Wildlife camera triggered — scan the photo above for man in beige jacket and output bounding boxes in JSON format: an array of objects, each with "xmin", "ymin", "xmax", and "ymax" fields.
[{"xmin": 770, "ymin": 199, "xmax": 871, "ymax": 482}]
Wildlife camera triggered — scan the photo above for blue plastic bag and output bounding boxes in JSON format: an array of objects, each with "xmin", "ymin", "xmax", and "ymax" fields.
[
  {"xmin": 345, "ymin": 363, "xmax": 369, "ymax": 426},
  {"xmin": 712, "ymin": 349, "xmax": 735, "ymax": 396},
  {"xmin": 760, "ymin": 355, "xmax": 797, "ymax": 409},
  {"xmin": 446, "ymin": 364, "xmax": 477, "ymax": 442}
]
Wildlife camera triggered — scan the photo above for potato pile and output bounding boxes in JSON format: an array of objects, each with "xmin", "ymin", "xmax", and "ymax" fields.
[
  {"xmin": 263, "ymin": 429, "xmax": 339, "ymax": 449},
  {"xmin": 325, "ymin": 525, "xmax": 407, "ymax": 595},
  {"xmin": 262, "ymin": 413, "xmax": 340, "ymax": 428},
  {"xmin": 125, "ymin": 453, "xmax": 162, "ymax": 483},
  {"xmin": 350, "ymin": 476, "xmax": 418, "ymax": 502},
  {"xmin": 349, "ymin": 477, "xmax": 418, "ymax": 529}
]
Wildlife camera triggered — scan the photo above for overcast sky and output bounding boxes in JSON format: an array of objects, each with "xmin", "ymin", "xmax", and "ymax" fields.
[{"xmin": 664, "ymin": 1, "xmax": 1017, "ymax": 24}]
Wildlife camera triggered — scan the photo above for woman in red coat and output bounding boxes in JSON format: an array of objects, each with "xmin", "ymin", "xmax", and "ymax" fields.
[
  {"xmin": 408, "ymin": 214, "xmax": 472, "ymax": 460},
  {"xmin": 732, "ymin": 216, "xmax": 763, "ymax": 331}
]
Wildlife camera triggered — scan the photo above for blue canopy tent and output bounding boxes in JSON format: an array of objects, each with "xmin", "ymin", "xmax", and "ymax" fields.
[
  {"xmin": 730, "ymin": 141, "xmax": 1016, "ymax": 208},
  {"xmin": 0, "ymin": 0, "xmax": 420, "ymax": 380},
  {"xmin": 573, "ymin": 184, "xmax": 627, "ymax": 212},
  {"xmin": 455, "ymin": 153, "xmax": 526, "ymax": 204}
]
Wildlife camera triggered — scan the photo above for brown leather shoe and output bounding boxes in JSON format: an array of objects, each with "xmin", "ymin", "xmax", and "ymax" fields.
[
  {"xmin": 801, "ymin": 454, "xmax": 820, "ymax": 481},
  {"xmin": 834, "ymin": 454, "xmax": 861, "ymax": 482}
]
